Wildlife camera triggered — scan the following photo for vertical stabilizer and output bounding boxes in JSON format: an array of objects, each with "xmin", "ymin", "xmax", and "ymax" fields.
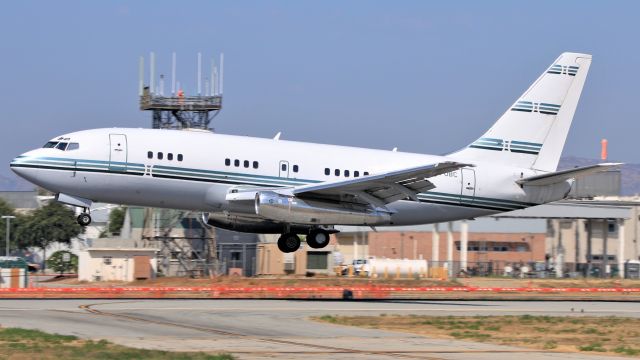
[{"xmin": 452, "ymin": 52, "xmax": 592, "ymax": 172}]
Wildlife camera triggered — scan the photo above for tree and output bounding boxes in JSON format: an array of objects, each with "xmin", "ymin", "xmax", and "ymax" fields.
[
  {"xmin": 46, "ymin": 250, "xmax": 78, "ymax": 275},
  {"xmin": 107, "ymin": 207, "xmax": 126, "ymax": 236},
  {"xmin": 16, "ymin": 202, "xmax": 83, "ymax": 272}
]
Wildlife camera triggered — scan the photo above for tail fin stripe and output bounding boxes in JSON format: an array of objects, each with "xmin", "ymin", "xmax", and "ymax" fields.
[
  {"xmin": 547, "ymin": 64, "xmax": 579, "ymax": 76},
  {"xmin": 511, "ymin": 140, "xmax": 543, "ymax": 146}
]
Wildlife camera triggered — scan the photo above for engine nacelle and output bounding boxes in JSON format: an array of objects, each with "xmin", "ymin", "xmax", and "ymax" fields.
[{"xmin": 255, "ymin": 191, "xmax": 391, "ymax": 226}]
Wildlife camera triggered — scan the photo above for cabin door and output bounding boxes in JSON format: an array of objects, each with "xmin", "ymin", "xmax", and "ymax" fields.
[
  {"xmin": 279, "ymin": 160, "xmax": 290, "ymax": 178},
  {"xmin": 109, "ymin": 134, "xmax": 128, "ymax": 172},
  {"xmin": 460, "ymin": 168, "xmax": 476, "ymax": 201}
]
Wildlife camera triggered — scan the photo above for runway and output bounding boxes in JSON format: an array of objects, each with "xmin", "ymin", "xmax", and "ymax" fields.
[{"xmin": 0, "ymin": 299, "xmax": 635, "ymax": 359}]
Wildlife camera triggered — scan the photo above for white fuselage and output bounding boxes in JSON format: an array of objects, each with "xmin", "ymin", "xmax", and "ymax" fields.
[{"xmin": 10, "ymin": 128, "xmax": 571, "ymax": 230}]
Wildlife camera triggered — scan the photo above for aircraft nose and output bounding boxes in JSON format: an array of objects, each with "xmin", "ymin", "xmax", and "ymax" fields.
[
  {"xmin": 10, "ymin": 149, "xmax": 40, "ymax": 178},
  {"xmin": 10, "ymin": 154, "xmax": 27, "ymax": 176}
]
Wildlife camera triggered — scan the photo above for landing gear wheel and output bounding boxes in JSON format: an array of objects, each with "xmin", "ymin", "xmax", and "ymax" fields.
[
  {"xmin": 307, "ymin": 229, "xmax": 330, "ymax": 249},
  {"xmin": 77, "ymin": 213, "xmax": 92, "ymax": 226},
  {"xmin": 277, "ymin": 233, "xmax": 301, "ymax": 253}
]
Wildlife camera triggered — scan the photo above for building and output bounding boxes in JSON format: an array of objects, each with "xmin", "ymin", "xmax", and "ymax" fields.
[
  {"xmin": 0, "ymin": 191, "xmax": 39, "ymax": 213},
  {"xmin": 494, "ymin": 198, "xmax": 639, "ymax": 277},
  {"xmin": 257, "ymin": 240, "xmax": 337, "ymax": 276},
  {"xmin": 78, "ymin": 247, "xmax": 158, "ymax": 282}
]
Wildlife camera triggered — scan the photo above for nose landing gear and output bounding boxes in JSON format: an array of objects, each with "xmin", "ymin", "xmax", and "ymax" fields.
[{"xmin": 77, "ymin": 209, "xmax": 92, "ymax": 226}]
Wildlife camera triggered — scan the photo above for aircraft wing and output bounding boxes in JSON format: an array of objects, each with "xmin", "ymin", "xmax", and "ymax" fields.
[
  {"xmin": 292, "ymin": 161, "xmax": 473, "ymax": 209},
  {"xmin": 517, "ymin": 163, "xmax": 623, "ymax": 186}
]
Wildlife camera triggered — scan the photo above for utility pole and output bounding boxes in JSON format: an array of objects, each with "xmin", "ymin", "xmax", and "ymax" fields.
[{"xmin": 2, "ymin": 216, "xmax": 16, "ymax": 257}]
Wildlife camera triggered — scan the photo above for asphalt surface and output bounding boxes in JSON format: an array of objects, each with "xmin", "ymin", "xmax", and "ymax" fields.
[{"xmin": 0, "ymin": 299, "xmax": 637, "ymax": 359}]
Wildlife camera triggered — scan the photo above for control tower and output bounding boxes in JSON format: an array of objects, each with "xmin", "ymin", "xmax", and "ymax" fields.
[{"xmin": 139, "ymin": 52, "xmax": 223, "ymax": 130}]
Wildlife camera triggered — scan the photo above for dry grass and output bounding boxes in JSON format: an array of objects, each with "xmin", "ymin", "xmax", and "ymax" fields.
[
  {"xmin": 44, "ymin": 275, "xmax": 640, "ymax": 289},
  {"xmin": 42, "ymin": 275, "xmax": 461, "ymax": 288},
  {"xmin": 0, "ymin": 327, "xmax": 233, "ymax": 359},
  {"xmin": 461, "ymin": 277, "xmax": 640, "ymax": 289},
  {"xmin": 314, "ymin": 315, "xmax": 640, "ymax": 357}
]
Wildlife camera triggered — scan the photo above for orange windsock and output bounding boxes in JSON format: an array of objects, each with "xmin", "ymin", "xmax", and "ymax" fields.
[{"xmin": 601, "ymin": 139, "xmax": 608, "ymax": 160}]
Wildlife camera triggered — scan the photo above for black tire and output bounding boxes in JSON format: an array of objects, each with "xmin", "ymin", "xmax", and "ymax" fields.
[
  {"xmin": 277, "ymin": 233, "xmax": 301, "ymax": 253},
  {"xmin": 77, "ymin": 213, "xmax": 92, "ymax": 226},
  {"xmin": 307, "ymin": 229, "xmax": 330, "ymax": 249}
]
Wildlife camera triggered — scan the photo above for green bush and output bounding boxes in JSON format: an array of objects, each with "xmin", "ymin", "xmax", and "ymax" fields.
[{"xmin": 46, "ymin": 250, "xmax": 78, "ymax": 275}]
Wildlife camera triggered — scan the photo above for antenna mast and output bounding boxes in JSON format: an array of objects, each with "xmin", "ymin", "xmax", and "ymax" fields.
[{"xmin": 139, "ymin": 52, "xmax": 224, "ymax": 130}]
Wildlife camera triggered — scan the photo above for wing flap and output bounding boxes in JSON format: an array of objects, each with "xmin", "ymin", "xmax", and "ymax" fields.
[{"xmin": 293, "ymin": 161, "xmax": 472, "ymax": 206}]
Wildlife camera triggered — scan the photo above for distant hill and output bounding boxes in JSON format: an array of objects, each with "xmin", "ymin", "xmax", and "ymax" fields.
[
  {"xmin": 0, "ymin": 172, "xmax": 33, "ymax": 191},
  {"xmin": 559, "ymin": 156, "xmax": 640, "ymax": 196},
  {"xmin": 1, "ymin": 156, "xmax": 638, "ymax": 195}
]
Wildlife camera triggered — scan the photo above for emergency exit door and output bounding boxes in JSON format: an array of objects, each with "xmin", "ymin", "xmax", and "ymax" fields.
[
  {"xmin": 109, "ymin": 134, "xmax": 128, "ymax": 172},
  {"xmin": 461, "ymin": 168, "xmax": 476, "ymax": 200}
]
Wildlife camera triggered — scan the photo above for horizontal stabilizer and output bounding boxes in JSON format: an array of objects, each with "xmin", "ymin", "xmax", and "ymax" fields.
[{"xmin": 517, "ymin": 163, "xmax": 622, "ymax": 186}]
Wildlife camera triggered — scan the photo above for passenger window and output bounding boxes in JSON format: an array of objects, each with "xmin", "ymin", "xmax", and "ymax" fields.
[
  {"xmin": 67, "ymin": 143, "xmax": 79, "ymax": 151},
  {"xmin": 147, "ymin": 151, "xmax": 153, "ymax": 159},
  {"xmin": 293, "ymin": 165, "xmax": 299, "ymax": 173},
  {"xmin": 56, "ymin": 142, "xmax": 68, "ymax": 151},
  {"xmin": 244, "ymin": 160, "xmax": 249, "ymax": 168},
  {"xmin": 344, "ymin": 170, "xmax": 350, "ymax": 177},
  {"xmin": 43, "ymin": 141, "xmax": 58, "ymax": 148},
  {"xmin": 354, "ymin": 171, "xmax": 359, "ymax": 177},
  {"xmin": 168, "ymin": 153, "xmax": 173, "ymax": 161},
  {"xmin": 364, "ymin": 172, "xmax": 369, "ymax": 176},
  {"xmin": 325, "ymin": 168, "xmax": 330, "ymax": 176},
  {"xmin": 334, "ymin": 169, "xmax": 340, "ymax": 176},
  {"xmin": 225, "ymin": 158, "xmax": 231, "ymax": 166},
  {"xmin": 158, "ymin": 152, "xmax": 163, "ymax": 160},
  {"xmin": 253, "ymin": 161, "xmax": 259, "ymax": 169},
  {"xmin": 177, "ymin": 154, "xmax": 183, "ymax": 162},
  {"xmin": 234, "ymin": 159, "xmax": 240, "ymax": 167},
  {"xmin": 281, "ymin": 163, "xmax": 287, "ymax": 171}
]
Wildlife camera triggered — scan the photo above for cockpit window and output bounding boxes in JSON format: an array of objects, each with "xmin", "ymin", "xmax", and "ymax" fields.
[
  {"xmin": 56, "ymin": 142, "xmax": 69, "ymax": 151},
  {"xmin": 67, "ymin": 143, "xmax": 79, "ymax": 151},
  {"xmin": 43, "ymin": 141, "xmax": 58, "ymax": 148}
]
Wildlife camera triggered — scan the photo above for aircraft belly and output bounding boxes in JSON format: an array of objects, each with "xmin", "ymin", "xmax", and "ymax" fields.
[{"xmin": 388, "ymin": 200, "xmax": 498, "ymax": 226}]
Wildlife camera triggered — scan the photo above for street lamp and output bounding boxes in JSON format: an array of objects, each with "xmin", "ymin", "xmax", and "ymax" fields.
[{"xmin": 1, "ymin": 216, "xmax": 16, "ymax": 257}]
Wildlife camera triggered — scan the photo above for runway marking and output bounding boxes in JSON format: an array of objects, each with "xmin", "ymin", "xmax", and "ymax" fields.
[
  {"xmin": 4, "ymin": 306, "xmax": 633, "ymax": 314},
  {"xmin": 78, "ymin": 302, "xmax": 443, "ymax": 360}
]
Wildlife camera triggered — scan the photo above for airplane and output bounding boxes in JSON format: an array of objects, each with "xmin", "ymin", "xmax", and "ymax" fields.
[{"xmin": 10, "ymin": 52, "xmax": 620, "ymax": 253}]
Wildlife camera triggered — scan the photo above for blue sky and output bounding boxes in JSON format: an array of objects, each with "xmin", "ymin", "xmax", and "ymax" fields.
[{"xmin": 1, "ymin": 1, "xmax": 639, "ymax": 186}]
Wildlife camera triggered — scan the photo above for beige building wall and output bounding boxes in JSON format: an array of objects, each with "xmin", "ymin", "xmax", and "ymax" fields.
[
  {"xmin": 547, "ymin": 218, "xmax": 640, "ymax": 264},
  {"xmin": 256, "ymin": 243, "xmax": 333, "ymax": 275},
  {"xmin": 78, "ymin": 248, "xmax": 158, "ymax": 282}
]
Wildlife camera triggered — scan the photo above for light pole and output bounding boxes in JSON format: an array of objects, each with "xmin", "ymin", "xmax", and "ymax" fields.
[{"xmin": 1, "ymin": 216, "xmax": 16, "ymax": 257}]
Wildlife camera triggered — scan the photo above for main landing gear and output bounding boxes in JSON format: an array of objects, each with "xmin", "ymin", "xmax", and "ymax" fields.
[
  {"xmin": 277, "ymin": 228, "xmax": 331, "ymax": 253},
  {"xmin": 306, "ymin": 228, "xmax": 330, "ymax": 249},
  {"xmin": 76, "ymin": 208, "xmax": 92, "ymax": 226},
  {"xmin": 277, "ymin": 233, "xmax": 301, "ymax": 253}
]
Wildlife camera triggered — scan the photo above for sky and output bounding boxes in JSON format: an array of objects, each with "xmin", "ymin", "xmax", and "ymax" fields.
[{"xmin": 1, "ymin": 1, "xmax": 639, "ymax": 187}]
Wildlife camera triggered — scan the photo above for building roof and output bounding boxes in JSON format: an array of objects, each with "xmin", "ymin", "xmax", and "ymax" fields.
[
  {"xmin": 491, "ymin": 200, "xmax": 633, "ymax": 220},
  {"xmin": 337, "ymin": 217, "xmax": 546, "ymax": 234},
  {"xmin": 86, "ymin": 248, "xmax": 159, "ymax": 252}
]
